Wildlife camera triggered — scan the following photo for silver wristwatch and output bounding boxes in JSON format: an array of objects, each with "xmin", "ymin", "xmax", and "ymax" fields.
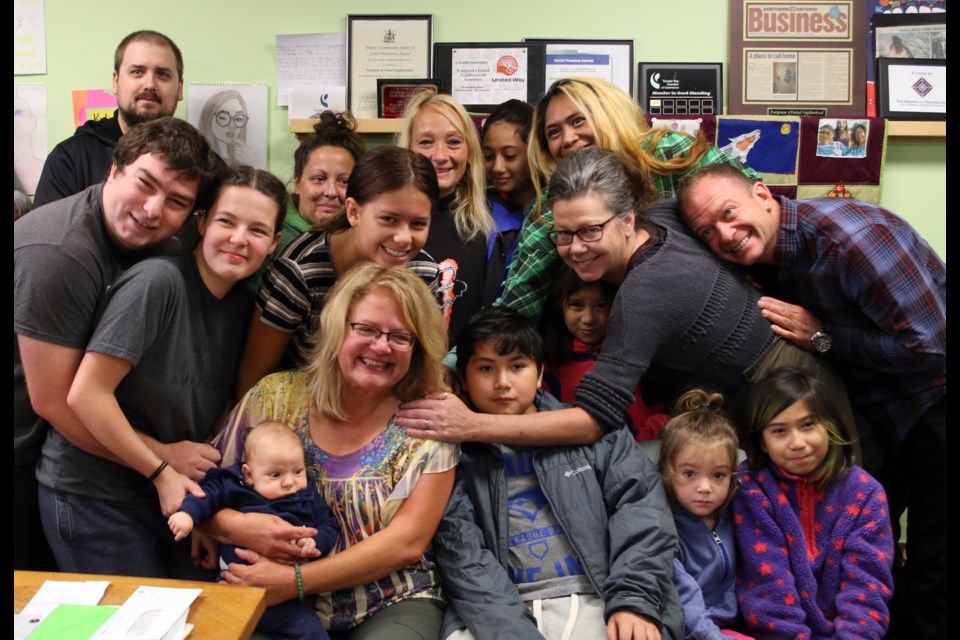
[{"xmin": 810, "ymin": 329, "xmax": 832, "ymax": 354}]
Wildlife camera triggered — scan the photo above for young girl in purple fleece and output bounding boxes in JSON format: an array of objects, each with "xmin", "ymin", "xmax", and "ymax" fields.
[{"xmin": 733, "ymin": 368, "xmax": 893, "ymax": 640}]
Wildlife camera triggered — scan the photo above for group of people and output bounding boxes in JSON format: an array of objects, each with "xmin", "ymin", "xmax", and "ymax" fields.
[{"xmin": 14, "ymin": 28, "xmax": 944, "ymax": 640}]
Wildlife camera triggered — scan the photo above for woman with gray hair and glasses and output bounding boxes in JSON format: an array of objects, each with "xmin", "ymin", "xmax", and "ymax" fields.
[{"xmin": 398, "ymin": 147, "xmax": 860, "ymax": 464}]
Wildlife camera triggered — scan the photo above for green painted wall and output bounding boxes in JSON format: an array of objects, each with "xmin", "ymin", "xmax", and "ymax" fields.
[{"xmin": 18, "ymin": 0, "xmax": 945, "ymax": 258}]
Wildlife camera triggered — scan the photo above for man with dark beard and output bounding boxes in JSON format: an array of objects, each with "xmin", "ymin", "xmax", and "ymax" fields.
[{"xmin": 33, "ymin": 31, "xmax": 185, "ymax": 207}]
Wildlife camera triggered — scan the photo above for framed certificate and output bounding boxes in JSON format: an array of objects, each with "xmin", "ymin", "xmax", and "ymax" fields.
[
  {"xmin": 637, "ymin": 63, "xmax": 723, "ymax": 116},
  {"xmin": 434, "ymin": 42, "xmax": 546, "ymax": 112},
  {"xmin": 728, "ymin": 1, "xmax": 865, "ymax": 117},
  {"xmin": 877, "ymin": 58, "xmax": 945, "ymax": 120},
  {"xmin": 377, "ymin": 79, "xmax": 438, "ymax": 119},
  {"xmin": 525, "ymin": 38, "xmax": 634, "ymax": 96},
  {"xmin": 347, "ymin": 15, "xmax": 433, "ymax": 119}
]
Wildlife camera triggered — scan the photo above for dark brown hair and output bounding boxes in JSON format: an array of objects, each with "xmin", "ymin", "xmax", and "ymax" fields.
[
  {"xmin": 114, "ymin": 30, "xmax": 183, "ymax": 79},
  {"xmin": 320, "ymin": 146, "xmax": 439, "ymax": 233},
  {"xmin": 734, "ymin": 367, "xmax": 852, "ymax": 490},
  {"xmin": 112, "ymin": 117, "xmax": 222, "ymax": 204},
  {"xmin": 203, "ymin": 165, "xmax": 288, "ymax": 233}
]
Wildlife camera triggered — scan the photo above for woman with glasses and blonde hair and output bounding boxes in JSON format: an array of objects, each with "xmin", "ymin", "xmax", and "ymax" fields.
[
  {"xmin": 212, "ymin": 263, "xmax": 457, "ymax": 638},
  {"xmin": 398, "ymin": 92, "xmax": 496, "ymax": 341},
  {"xmin": 198, "ymin": 89, "xmax": 254, "ymax": 166},
  {"xmin": 497, "ymin": 76, "xmax": 760, "ymax": 321}
]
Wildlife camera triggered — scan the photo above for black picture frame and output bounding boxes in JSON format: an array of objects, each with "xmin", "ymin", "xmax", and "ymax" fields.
[
  {"xmin": 871, "ymin": 12, "xmax": 946, "ymax": 61},
  {"xmin": 347, "ymin": 14, "xmax": 433, "ymax": 119},
  {"xmin": 877, "ymin": 58, "xmax": 946, "ymax": 121},
  {"xmin": 433, "ymin": 42, "xmax": 546, "ymax": 112},
  {"xmin": 637, "ymin": 62, "xmax": 723, "ymax": 116},
  {"xmin": 524, "ymin": 38, "xmax": 634, "ymax": 96}
]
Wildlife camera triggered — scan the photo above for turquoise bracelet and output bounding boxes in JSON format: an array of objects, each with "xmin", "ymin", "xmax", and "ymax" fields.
[{"xmin": 294, "ymin": 563, "xmax": 304, "ymax": 602}]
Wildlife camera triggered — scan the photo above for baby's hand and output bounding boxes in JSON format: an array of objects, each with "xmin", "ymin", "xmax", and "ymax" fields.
[
  {"xmin": 168, "ymin": 511, "xmax": 195, "ymax": 541},
  {"xmin": 295, "ymin": 537, "xmax": 317, "ymax": 557}
]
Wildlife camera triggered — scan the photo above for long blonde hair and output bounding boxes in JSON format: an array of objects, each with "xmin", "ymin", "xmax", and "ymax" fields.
[
  {"xmin": 397, "ymin": 92, "xmax": 492, "ymax": 241},
  {"xmin": 301, "ymin": 264, "xmax": 448, "ymax": 422},
  {"xmin": 528, "ymin": 77, "xmax": 713, "ymax": 217}
]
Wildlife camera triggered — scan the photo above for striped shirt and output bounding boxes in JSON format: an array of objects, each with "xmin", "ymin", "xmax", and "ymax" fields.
[{"xmin": 257, "ymin": 231, "xmax": 439, "ymax": 369}]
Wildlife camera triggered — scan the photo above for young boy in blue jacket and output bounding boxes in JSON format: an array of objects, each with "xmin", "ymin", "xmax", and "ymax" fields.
[{"xmin": 434, "ymin": 307, "xmax": 683, "ymax": 640}]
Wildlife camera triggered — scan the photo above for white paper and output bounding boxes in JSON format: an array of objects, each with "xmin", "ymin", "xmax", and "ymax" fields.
[
  {"xmin": 887, "ymin": 64, "xmax": 946, "ymax": 114},
  {"xmin": 288, "ymin": 86, "xmax": 347, "ymax": 121},
  {"xmin": 276, "ymin": 33, "xmax": 346, "ymax": 107},
  {"xmin": 14, "ymin": 0, "xmax": 46, "ymax": 75},
  {"xmin": 20, "ymin": 579, "xmax": 111, "ymax": 619},
  {"xmin": 92, "ymin": 585, "xmax": 201, "ymax": 640}
]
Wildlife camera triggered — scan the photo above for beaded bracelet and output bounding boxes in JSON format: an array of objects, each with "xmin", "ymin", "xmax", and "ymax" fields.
[
  {"xmin": 147, "ymin": 461, "xmax": 169, "ymax": 482},
  {"xmin": 294, "ymin": 563, "xmax": 304, "ymax": 602}
]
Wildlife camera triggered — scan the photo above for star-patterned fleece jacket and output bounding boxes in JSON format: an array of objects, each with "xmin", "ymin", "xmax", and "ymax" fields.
[{"xmin": 732, "ymin": 463, "xmax": 893, "ymax": 640}]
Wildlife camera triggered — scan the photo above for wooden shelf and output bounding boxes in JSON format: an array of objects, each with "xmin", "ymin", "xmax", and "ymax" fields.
[
  {"xmin": 290, "ymin": 118, "xmax": 404, "ymax": 135},
  {"xmin": 290, "ymin": 117, "xmax": 943, "ymax": 138},
  {"xmin": 887, "ymin": 120, "xmax": 945, "ymax": 138}
]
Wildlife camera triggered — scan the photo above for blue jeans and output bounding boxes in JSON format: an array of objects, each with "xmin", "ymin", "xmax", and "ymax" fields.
[{"xmin": 38, "ymin": 484, "xmax": 215, "ymax": 581}]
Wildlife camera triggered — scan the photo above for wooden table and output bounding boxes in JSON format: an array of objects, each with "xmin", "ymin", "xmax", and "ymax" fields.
[{"xmin": 14, "ymin": 570, "xmax": 266, "ymax": 639}]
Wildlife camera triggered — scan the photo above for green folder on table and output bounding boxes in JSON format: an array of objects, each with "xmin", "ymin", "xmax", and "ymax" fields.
[{"xmin": 29, "ymin": 604, "xmax": 118, "ymax": 639}]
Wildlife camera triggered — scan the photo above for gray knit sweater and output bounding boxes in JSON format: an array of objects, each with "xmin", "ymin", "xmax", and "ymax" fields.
[{"xmin": 576, "ymin": 199, "xmax": 774, "ymax": 431}]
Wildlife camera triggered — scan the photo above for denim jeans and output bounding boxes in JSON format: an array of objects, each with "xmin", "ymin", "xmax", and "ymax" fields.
[{"xmin": 38, "ymin": 484, "xmax": 215, "ymax": 581}]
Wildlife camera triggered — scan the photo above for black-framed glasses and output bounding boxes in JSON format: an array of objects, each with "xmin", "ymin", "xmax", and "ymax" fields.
[
  {"xmin": 215, "ymin": 111, "xmax": 249, "ymax": 128},
  {"xmin": 348, "ymin": 322, "xmax": 416, "ymax": 351},
  {"xmin": 548, "ymin": 215, "xmax": 618, "ymax": 246}
]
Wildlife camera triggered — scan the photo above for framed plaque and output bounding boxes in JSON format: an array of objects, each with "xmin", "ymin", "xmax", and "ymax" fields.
[
  {"xmin": 347, "ymin": 15, "xmax": 433, "ymax": 119},
  {"xmin": 728, "ymin": 1, "xmax": 865, "ymax": 116},
  {"xmin": 525, "ymin": 38, "xmax": 634, "ymax": 96},
  {"xmin": 877, "ymin": 58, "xmax": 945, "ymax": 121},
  {"xmin": 377, "ymin": 79, "xmax": 438, "ymax": 118},
  {"xmin": 637, "ymin": 63, "xmax": 723, "ymax": 116},
  {"xmin": 434, "ymin": 42, "xmax": 546, "ymax": 112}
]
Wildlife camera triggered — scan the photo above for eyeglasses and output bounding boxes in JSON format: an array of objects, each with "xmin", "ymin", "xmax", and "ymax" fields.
[
  {"xmin": 215, "ymin": 111, "xmax": 249, "ymax": 128},
  {"xmin": 348, "ymin": 322, "xmax": 416, "ymax": 351},
  {"xmin": 548, "ymin": 215, "xmax": 618, "ymax": 246}
]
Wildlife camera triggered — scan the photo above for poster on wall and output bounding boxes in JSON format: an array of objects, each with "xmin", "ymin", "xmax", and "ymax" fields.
[
  {"xmin": 71, "ymin": 89, "xmax": 118, "ymax": 127},
  {"xmin": 525, "ymin": 38, "xmax": 634, "ymax": 96},
  {"xmin": 14, "ymin": 84, "xmax": 47, "ymax": 195},
  {"xmin": 434, "ymin": 42, "xmax": 546, "ymax": 112},
  {"xmin": 275, "ymin": 32, "xmax": 346, "ymax": 107},
  {"xmin": 865, "ymin": 1, "xmax": 946, "ymax": 116},
  {"xmin": 188, "ymin": 83, "xmax": 268, "ymax": 169},
  {"xmin": 14, "ymin": 0, "xmax": 46, "ymax": 75},
  {"xmin": 728, "ymin": 1, "xmax": 866, "ymax": 116}
]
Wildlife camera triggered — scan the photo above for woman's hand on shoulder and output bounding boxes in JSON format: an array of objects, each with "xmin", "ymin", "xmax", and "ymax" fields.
[
  {"xmin": 396, "ymin": 391, "xmax": 480, "ymax": 443},
  {"xmin": 607, "ymin": 610, "xmax": 661, "ymax": 640}
]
